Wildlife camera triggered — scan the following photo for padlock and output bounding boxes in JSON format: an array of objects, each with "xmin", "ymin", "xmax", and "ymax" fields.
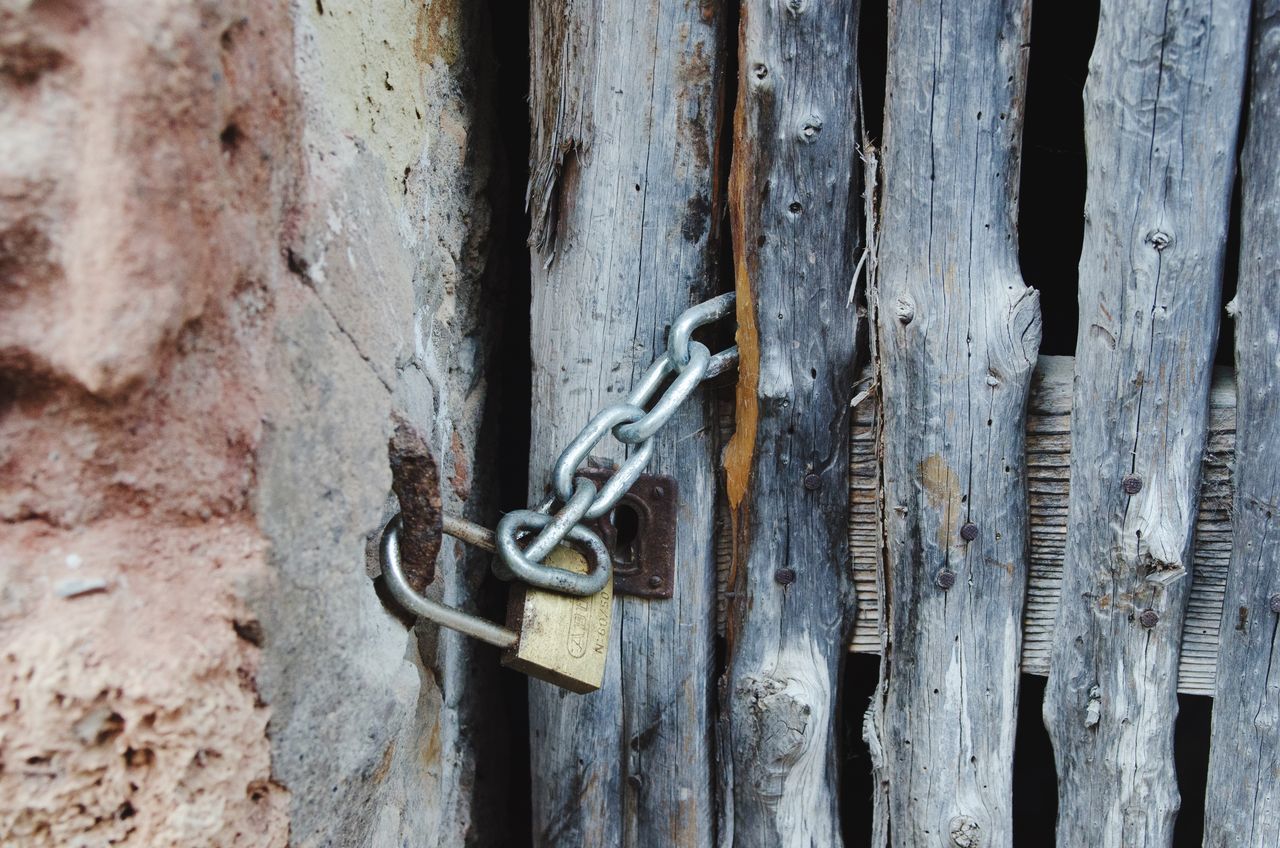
[
  {"xmin": 379, "ymin": 514, "xmax": 612, "ymax": 693},
  {"xmin": 502, "ymin": 543, "xmax": 612, "ymax": 693}
]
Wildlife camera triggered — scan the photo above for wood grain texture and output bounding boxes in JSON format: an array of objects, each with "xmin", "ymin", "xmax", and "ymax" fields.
[
  {"xmin": 720, "ymin": 1, "xmax": 861, "ymax": 844},
  {"xmin": 848, "ymin": 356, "xmax": 1238, "ymax": 698},
  {"xmin": 525, "ymin": 2, "xmax": 725, "ymax": 845},
  {"xmin": 1204, "ymin": 5, "xmax": 1280, "ymax": 844},
  {"xmin": 1016, "ymin": 360, "xmax": 1237, "ymax": 696},
  {"xmin": 1040, "ymin": 1, "xmax": 1248, "ymax": 844},
  {"xmin": 870, "ymin": 1, "xmax": 1039, "ymax": 845}
]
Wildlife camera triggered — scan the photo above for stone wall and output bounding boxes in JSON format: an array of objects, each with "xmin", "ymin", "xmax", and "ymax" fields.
[{"xmin": 0, "ymin": 1, "xmax": 506, "ymax": 844}]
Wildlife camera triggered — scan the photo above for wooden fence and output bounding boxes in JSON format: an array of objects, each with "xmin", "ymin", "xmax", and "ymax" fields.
[{"xmin": 522, "ymin": 0, "xmax": 1278, "ymax": 845}]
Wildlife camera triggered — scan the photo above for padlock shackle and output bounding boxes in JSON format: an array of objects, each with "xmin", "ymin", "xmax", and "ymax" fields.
[{"xmin": 380, "ymin": 517, "xmax": 519, "ymax": 649}]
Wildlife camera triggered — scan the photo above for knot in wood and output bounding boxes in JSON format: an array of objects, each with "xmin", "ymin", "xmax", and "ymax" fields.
[
  {"xmin": 1121, "ymin": 474, "xmax": 1143, "ymax": 495},
  {"xmin": 799, "ymin": 114, "xmax": 823, "ymax": 143},
  {"xmin": 1138, "ymin": 608, "xmax": 1160, "ymax": 628},
  {"xmin": 1146, "ymin": 229, "xmax": 1173, "ymax": 251},
  {"xmin": 1084, "ymin": 686, "xmax": 1102, "ymax": 728},
  {"xmin": 894, "ymin": 294, "xmax": 915, "ymax": 324},
  {"xmin": 949, "ymin": 815, "xmax": 981, "ymax": 847}
]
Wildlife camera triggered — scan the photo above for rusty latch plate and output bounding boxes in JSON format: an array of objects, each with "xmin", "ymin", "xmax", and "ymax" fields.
[{"xmin": 577, "ymin": 467, "xmax": 677, "ymax": 599}]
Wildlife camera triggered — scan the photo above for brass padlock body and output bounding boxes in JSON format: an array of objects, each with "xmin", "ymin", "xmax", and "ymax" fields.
[{"xmin": 503, "ymin": 545, "xmax": 612, "ymax": 693}]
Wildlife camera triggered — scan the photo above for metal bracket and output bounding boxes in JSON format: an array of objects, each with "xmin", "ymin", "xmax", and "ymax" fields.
[{"xmin": 578, "ymin": 466, "xmax": 677, "ymax": 599}]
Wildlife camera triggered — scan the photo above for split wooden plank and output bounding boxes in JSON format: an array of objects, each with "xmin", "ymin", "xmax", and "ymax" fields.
[
  {"xmin": 720, "ymin": 0, "xmax": 861, "ymax": 844},
  {"xmin": 847, "ymin": 356, "xmax": 1237, "ymax": 697},
  {"xmin": 869, "ymin": 1, "xmax": 1039, "ymax": 845},
  {"xmin": 524, "ymin": 2, "xmax": 726, "ymax": 846},
  {"xmin": 1204, "ymin": 5, "xmax": 1280, "ymax": 844},
  {"xmin": 1040, "ymin": 1, "xmax": 1249, "ymax": 844}
]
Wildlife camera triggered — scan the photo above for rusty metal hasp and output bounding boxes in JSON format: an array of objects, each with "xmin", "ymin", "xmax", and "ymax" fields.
[{"xmin": 374, "ymin": 293, "xmax": 736, "ymax": 693}]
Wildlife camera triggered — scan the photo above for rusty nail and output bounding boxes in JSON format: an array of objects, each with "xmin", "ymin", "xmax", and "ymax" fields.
[
  {"xmin": 1122, "ymin": 475, "xmax": 1143, "ymax": 495},
  {"xmin": 774, "ymin": 568, "xmax": 796, "ymax": 586},
  {"xmin": 1138, "ymin": 608, "xmax": 1159, "ymax": 628},
  {"xmin": 1269, "ymin": 594, "xmax": 1280, "ymax": 614},
  {"xmin": 935, "ymin": 569, "xmax": 956, "ymax": 590},
  {"xmin": 960, "ymin": 522, "xmax": 978, "ymax": 542},
  {"xmin": 803, "ymin": 473, "xmax": 822, "ymax": 491},
  {"xmin": 648, "ymin": 575, "xmax": 663, "ymax": 589}
]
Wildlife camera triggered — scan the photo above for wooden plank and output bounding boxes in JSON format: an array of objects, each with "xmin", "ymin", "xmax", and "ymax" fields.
[
  {"xmin": 524, "ymin": 3, "xmax": 725, "ymax": 846},
  {"xmin": 868, "ymin": 0, "xmax": 1038, "ymax": 845},
  {"xmin": 1040, "ymin": 0, "xmax": 1249, "ymax": 843},
  {"xmin": 849, "ymin": 399, "xmax": 881, "ymax": 654},
  {"xmin": 850, "ymin": 350, "xmax": 1241, "ymax": 689},
  {"xmin": 1204, "ymin": 4, "xmax": 1280, "ymax": 844},
  {"xmin": 1017, "ymin": 361, "xmax": 1237, "ymax": 696},
  {"xmin": 719, "ymin": 0, "xmax": 861, "ymax": 843},
  {"xmin": 848, "ymin": 355, "xmax": 1238, "ymax": 699}
]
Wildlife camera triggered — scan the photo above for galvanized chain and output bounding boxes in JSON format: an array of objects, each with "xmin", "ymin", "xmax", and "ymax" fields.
[{"xmin": 492, "ymin": 291, "xmax": 738, "ymax": 595}]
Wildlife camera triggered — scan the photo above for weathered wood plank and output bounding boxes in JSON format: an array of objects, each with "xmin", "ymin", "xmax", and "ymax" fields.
[
  {"xmin": 1018, "ymin": 361, "xmax": 1237, "ymax": 697},
  {"xmin": 869, "ymin": 0, "xmax": 1039, "ymax": 845},
  {"xmin": 1204, "ymin": 5, "xmax": 1280, "ymax": 844},
  {"xmin": 1041, "ymin": 1, "xmax": 1248, "ymax": 844},
  {"xmin": 525, "ymin": 2, "xmax": 725, "ymax": 846},
  {"xmin": 847, "ymin": 356, "xmax": 1238, "ymax": 698},
  {"xmin": 720, "ymin": 0, "xmax": 861, "ymax": 843}
]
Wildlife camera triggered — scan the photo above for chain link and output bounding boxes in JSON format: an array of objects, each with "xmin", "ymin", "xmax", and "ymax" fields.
[{"xmin": 494, "ymin": 291, "xmax": 737, "ymax": 595}]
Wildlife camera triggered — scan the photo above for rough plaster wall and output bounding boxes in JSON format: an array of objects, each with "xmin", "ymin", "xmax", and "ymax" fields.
[{"xmin": 0, "ymin": 0, "xmax": 500, "ymax": 845}]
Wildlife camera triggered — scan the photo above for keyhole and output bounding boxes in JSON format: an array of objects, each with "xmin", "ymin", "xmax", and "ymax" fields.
[{"xmin": 611, "ymin": 504, "xmax": 640, "ymax": 566}]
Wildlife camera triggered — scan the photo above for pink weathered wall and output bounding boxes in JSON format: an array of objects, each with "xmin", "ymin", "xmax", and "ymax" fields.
[{"xmin": 0, "ymin": 1, "xmax": 503, "ymax": 844}]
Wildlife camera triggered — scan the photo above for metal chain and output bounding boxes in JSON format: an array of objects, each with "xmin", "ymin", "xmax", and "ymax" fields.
[{"xmin": 494, "ymin": 291, "xmax": 738, "ymax": 595}]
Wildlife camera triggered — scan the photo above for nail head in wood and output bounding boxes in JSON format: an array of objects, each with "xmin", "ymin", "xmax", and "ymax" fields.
[
  {"xmin": 1122, "ymin": 475, "xmax": 1143, "ymax": 495},
  {"xmin": 1269, "ymin": 594, "xmax": 1280, "ymax": 614},
  {"xmin": 1138, "ymin": 608, "xmax": 1160, "ymax": 628},
  {"xmin": 935, "ymin": 569, "xmax": 956, "ymax": 590},
  {"xmin": 774, "ymin": 568, "xmax": 796, "ymax": 586},
  {"xmin": 803, "ymin": 473, "xmax": 822, "ymax": 491},
  {"xmin": 960, "ymin": 522, "xmax": 978, "ymax": 542}
]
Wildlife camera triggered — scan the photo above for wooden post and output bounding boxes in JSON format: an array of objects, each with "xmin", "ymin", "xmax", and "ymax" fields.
[
  {"xmin": 524, "ymin": 2, "xmax": 725, "ymax": 845},
  {"xmin": 1204, "ymin": 4, "xmax": 1280, "ymax": 844},
  {"xmin": 1041, "ymin": 1, "xmax": 1248, "ymax": 844},
  {"xmin": 870, "ymin": 1, "xmax": 1038, "ymax": 845},
  {"xmin": 720, "ymin": 1, "xmax": 861, "ymax": 844},
  {"xmin": 1013, "ymin": 359, "xmax": 1238, "ymax": 697},
  {"xmin": 851, "ymin": 355, "xmax": 1238, "ymax": 697}
]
